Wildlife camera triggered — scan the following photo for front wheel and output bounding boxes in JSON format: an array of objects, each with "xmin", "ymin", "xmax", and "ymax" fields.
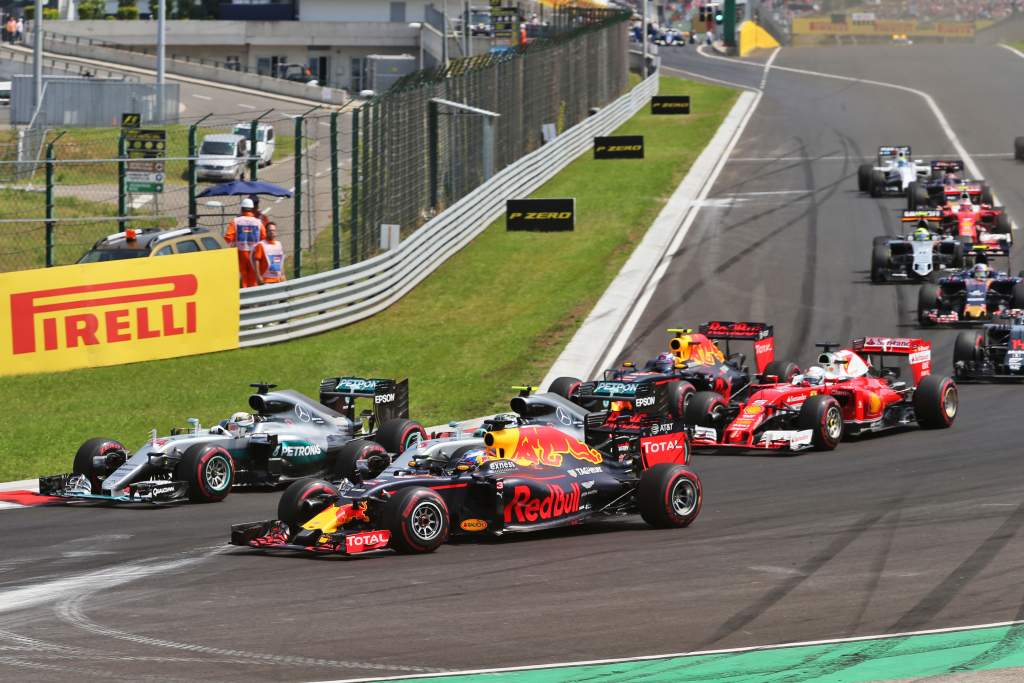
[
  {"xmin": 796, "ymin": 395, "xmax": 843, "ymax": 450},
  {"xmin": 638, "ymin": 464, "xmax": 702, "ymax": 528},
  {"xmin": 72, "ymin": 437, "xmax": 128, "ymax": 493},
  {"xmin": 176, "ymin": 444, "xmax": 234, "ymax": 503},
  {"xmin": 1015, "ymin": 136, "xmax": 1024, "ymax": 161},
  {"xmin": 918, "ymin": 283, "xmax": 942, "ymax": 326},
  {"xmin": 869, "ymin": 170, "xmax": 886, "ymax": 197},
  {"xmin": 913, "ymin": 375, "xmax": 957, "ymax": 428},
  {"xmin": 871, "ymin": 243, "xmax": 890, "ymax": 283},
  {"xmin": 277, "ymin": 477, "xmax": 339, "ymax": 529},
  {"xmin": 858, "ymin": 163, "xmax": 873, "ymax": 192},
  {"xmin": 382, "ymin": 487, "xmax": 450, "ymax": 554}
]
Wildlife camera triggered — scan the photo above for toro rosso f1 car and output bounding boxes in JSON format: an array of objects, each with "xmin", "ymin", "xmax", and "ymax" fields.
[
  {"xmin": 686, "ymin": 337, "xmax": 957, "ymax": 453},
  {"xmin": 231, "ymin": 389, "xmax": 701, "ymax": 556},
  {"xmin": 858, "ymin": 146, "xmax": 930, "ymax": 197},
  {"xmin": 39, "ymin": 377, "xmax": 425, "ymax": 504},
  {"xmin": 953, "ymin": 318, "xmax": 1024, "ymax": 381},
  {"xmin": 918, "ymin": 250, "xmax": 1024, "ymax": 326},
  {"xmin": 549, "ymin": 321, "xmax": 790, "ymax": 418}
]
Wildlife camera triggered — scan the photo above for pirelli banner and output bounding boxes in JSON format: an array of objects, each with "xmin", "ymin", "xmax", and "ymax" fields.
[
  {"xmin": 791, "ymin": 17, "xmax": 975, "ymax": 38},
  {"xmin": 0, "ymin": 250, "xmax": 240, "ymax": 377}
]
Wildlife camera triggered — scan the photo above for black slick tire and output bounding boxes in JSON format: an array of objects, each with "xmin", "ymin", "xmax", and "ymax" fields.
[
  {"xmin": 858, "ymin": 163, "xmax": 873, "ymax": 192},
  {"xmin": 918, "ymin": 283, "xmax": 941, "ymax": 326},
  {"xmin": 548, "ymin": 376, "xmax": 582, "ymax": 401},
  {"xmin": 869, "ymin": 170, "xmax": 885, "ymax": 197},
  {"xmin": 333, "ymin": 439, "xmax": 389, "ymax": 482},
  {"xmin": 994, "ymin": 213, "xmax": 1012, "ymax": 234},
  {"xmin": 1012, "ymin": 282, "xmax": 1024, "ymax": 309},
  {"xmin": 382, "ymin": 487, "xmax": 449, "ymax": 554},
  {"xmin": 796, "ymin": 395, "xmax": 843, "ymax": 450},
  {"xmin": 871, "ymin": 243, "xmax": 890, "ymax": 282},
  {"xmin": 981, "ymin": 185, "xmax": 995, "ymax": 206},
  {"xmin": 761, "ymin": 360, "xmax": 800, "ymax": 383},
  {"xmin": 953, "ymin": 331, "xmax": 982, "ymax": 367},
  {"xmin": 1015, "ymin": 136, "xmax": 1024, "ymax": 161},
  {"xmin": 176, "ymin": 444, "xmax": 234, "ymax": 503},
  {"xmin": 277, "ymin": 477, "xmax": 340, "ymax": 530},
  {"xmin": 907, "ymin": 181, "xmax": 928, "ymax": 210},
  {"xmin": 72, "ymin": 437, "xmax": 127, "ymax": 493},
  {"xmin": 666, "ymin": 381, "xmax": 696, "ymax": 419},
  {"xmin": 373, "ymin": 418, "xmax": 426, "ymax": 455},
  {"xmin": 913, "ymin": 375, "xmax": 957, "ymax": 428},
  {"xmin": 683, "ymin": 391, "xmax": 727, "ymax": 428},
  {"xmin": 637, "ymin": 464, "xmax": 702, "ymax": 528}
]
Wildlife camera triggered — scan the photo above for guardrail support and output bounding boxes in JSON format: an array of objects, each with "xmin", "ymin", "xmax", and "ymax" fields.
[
  {"xmin": 188, "ymin": 113, "xmax": 211, "ymax": 228},
  {"xmin": 117, "ymin": 133, "xmax": 126, "ymax": 231},
  {"xmin": 350, "ymin": 107, "xmax": 359, "ymax": 266},
  {"xmin": 330, "ymin": 110, "xmax": 341, "ymax": 269}
]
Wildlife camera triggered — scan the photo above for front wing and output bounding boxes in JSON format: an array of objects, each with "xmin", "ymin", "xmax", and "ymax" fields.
[
  {"xmin": 690, "ymin": 426, "xmax": 815, "ymax": 452},
  {"xmin": 230, "ymin": 520, "xmax": 391, "ymax": 555},
  {"xmin": 37, "ymin": 473, "xmax": 190, "ymax": 504}
]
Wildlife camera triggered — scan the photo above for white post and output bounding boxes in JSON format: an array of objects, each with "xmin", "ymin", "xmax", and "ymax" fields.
[
  {"xmin": 641, "ymin": 0, "xmax": 648, "ymax": 75},
  {"xmin": 157, "ymin": 0, "xmax": 166, "ymax": 121},
  {"xmin": 33, "ymin": 0, "xmax": 43, "ymax": 109}
]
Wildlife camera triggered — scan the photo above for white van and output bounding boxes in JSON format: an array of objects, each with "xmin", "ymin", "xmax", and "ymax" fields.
[
  {"xmin": 196, "ymin": 133, "xmax": 247, "ymax": 181},
  {"xmin": 232, "ymin": 123, "xmax": 276, "ymax": 167}
]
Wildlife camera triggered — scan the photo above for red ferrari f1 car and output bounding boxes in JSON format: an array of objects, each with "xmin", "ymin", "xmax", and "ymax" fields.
[{"xmin": 686, "ymin": 337, "xmax": 957, "ymax": 453}]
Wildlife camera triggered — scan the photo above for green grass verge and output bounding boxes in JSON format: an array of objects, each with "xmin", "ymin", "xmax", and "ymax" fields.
[{"xmin": 0, "ymin": 75, "xmax": 737, "ymax": 481}]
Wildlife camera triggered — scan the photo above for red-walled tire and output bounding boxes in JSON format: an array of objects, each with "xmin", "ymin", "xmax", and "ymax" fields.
[
  {"xmin": 667, "ymin": 381, "xmax": 696, "ymax": 419},
  {"xmin": 914, "ymin": 375, "xmax": 958, "ymax": 428},
  {"xmin": 796, "ymin": 395, "xmax": 843, "ymax": 450},
  {"xmin": 373, "ymin": 418, "xmax": 426, "ymax": 455},
  {"xmin": 277, "ymin": 477, "xmax": 340, "ymax": 529},
  {"xmin": 176, "ymin": 444, "xmax": 234, "ymax": 503},
  {"xmin": 683, "ymin": 391, "xmax": 727, "ymax": 429},
  {"xmin": 953, "ymin": 331, "xmax": 982, "ymax": 368},
  {"xmin": 72, "ymin": 437, "xmax": 128, "ymax": 493},
  {"xmin": 761, "ymin": 360, "xmax": 800, "ymax": 384},
  {"xmin": 332, "ymin": 439, "xmax": 389, "ymax": 482},
  {"xmin": 548, "ymin": 376, "xmax": 582, "ymax": 401},
  {"xmin": 638, "ymin": 464, "xmax": 702, "ymax": 528},
  {"xmin": 382, "ymin": 487, "xmax": 449, "ymax": 554}
]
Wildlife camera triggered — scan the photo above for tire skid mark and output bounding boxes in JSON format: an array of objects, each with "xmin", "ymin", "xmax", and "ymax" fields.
[{"xmin": 56, "ymin": 593, "xmax": 441, "ymax": 674}]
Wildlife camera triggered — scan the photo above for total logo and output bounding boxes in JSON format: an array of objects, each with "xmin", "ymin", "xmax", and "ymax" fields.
[
  {"xmin": 504, "ymin": 483, "xmax": 581, "ymax": 524},
  {"xmin": 345, "ymin": 530, "xmax": 390, "ymax": 553},
  {"xmin": 374, "ymin": 393, "xmax": 396, "ymax": 404},
  {"xmin": 640, "ymin": 437, "xmax": 685, "ymax": 455}
]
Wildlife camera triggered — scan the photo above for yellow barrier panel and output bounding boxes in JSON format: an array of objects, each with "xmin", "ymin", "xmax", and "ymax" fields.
[
  {"xmin": 0, "ymin": 249, "xmax": 240, "ymax": 377},
  {"xmin": 792, "ymin": 17, "xmax": 975, "ymax": 37},
  {"xmin": 739, "ymin": 20, "xmax": 781, "ymax": 56}
]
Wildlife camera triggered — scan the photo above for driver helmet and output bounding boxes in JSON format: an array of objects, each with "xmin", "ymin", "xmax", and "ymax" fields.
[
  {"xmin": 913, "ymin": 225, "xmax": 931, "ymax": 240},
  {"xmin": 228, "ymin": 411, "xmax": 254, "ymax": 432},
  {"xmin": 972, "ymin": 262, "xmax": 990, "ymax": 279},
  {"xmin": 654, "ymin": 351, "xmax": 675, "ymax": 373},
  {"xmin": 959, "ymin": 191, "xmax": 972, "ymax": 204},
  {"xmin": 801, "ymin": 366, "xmax": 828, "ymax": 386}
]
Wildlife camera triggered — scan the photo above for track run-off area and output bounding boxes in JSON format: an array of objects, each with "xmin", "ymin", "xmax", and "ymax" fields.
[{"xmin": 3, "ymin": 44, "xmax": 1024, "ymax": 682}]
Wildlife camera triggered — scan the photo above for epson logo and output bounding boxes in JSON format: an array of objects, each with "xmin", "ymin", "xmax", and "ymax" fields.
[
  {"xmin": 374, "ymin": 393, "xmax": 396, "ymax": 404},
  {"xmin": 635, "ymin": 396, "xmax": 656, "ymax": 407}
]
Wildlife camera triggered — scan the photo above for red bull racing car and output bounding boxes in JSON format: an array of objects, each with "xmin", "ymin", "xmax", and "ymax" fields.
[
  {"xmin": 686, "ymin": 337, "xmax": 957, "ymax": 453},
  {"xmin": 230, "ymin": 389, "xmax": 701, "ymax": 556}
]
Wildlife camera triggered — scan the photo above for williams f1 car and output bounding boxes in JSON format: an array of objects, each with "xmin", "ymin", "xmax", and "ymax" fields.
[
  {"xmin": 231, "ymin": 389, "xmax": 701, "ymax": 556},
  {"xmin": 858, "ymin": 146, "xmax": 930, "ymax": 197},
  {"xmin": 953, "ymin": 319, "xmax": 1024, "ymax": 381},
  {"xmin": 39, "ymin": 377, "xmax": 426, "ymax": 504},
  {"xmin": 686, "ymin": 337, "xmax": 957, "ymax": 452},
  {"xmin": 918, "ymin": 251, "xmax": 1024, "ymax": 326}
]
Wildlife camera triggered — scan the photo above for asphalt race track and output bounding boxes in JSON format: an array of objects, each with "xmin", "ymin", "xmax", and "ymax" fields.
[{"xmin": 3, "ymin": 45, "xmax": 1024, "ymax": 682}]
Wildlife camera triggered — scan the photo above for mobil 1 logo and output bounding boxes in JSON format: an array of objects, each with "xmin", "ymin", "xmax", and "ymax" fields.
[
  {"xmin": 651, "ymin": 95, "xmax": 691, "ymax": 115},
  {"xmin": 506, "ymin": 198, "xmax": 575, "ymax": 232},
  {"xmin": 594, "ymin": 135, "xmax": 644, "ymax": 159}
]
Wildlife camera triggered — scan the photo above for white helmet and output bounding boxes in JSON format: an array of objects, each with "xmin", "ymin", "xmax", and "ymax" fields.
[
  {"xmin": 241, "ymin": 197, "xmax": 255, "ymax": 210},
  {"xmin": 229, "ymin": 411, "xmax": 254, "ymax": 430}
]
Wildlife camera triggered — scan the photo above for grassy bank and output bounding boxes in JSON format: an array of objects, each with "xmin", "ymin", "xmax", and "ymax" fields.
[{"xmin": 0, "ymin": 75, "xmax": 737, "ymax": 481}]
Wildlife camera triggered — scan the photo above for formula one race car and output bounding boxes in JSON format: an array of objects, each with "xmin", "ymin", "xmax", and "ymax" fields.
[
  {"xmin": 858, "ymin": 146, "xmax": 930, "ymax": 197},
  {"xmin": 905, "ymin": 162, "xmax": 995, "ymax": 210},
  {"xmin": 918, "ymin": 251, "xmax": 1024, "ymax": 326},
  {"xmin": 549, "ymin": 321, "xmax": 790, "ymax": 418},
  {"xmin": 686, "ymin": 337, "xmax": 957, "ymax": 452},
  {"xmin": 952, "ymin": 318, "xmax": 1024, "ymax": 381},
  {"xmin": 39, "ymin": 377, "xmax": 426, "ymax": 505},
  {"xmin": 871, "ymin": 214, "xmax": 966, "ymax": 282},
  {"xmin": 1014, "ymin": 136, "xmax": 1024, "ymax": 161},
  {"xmin": 231, "ymin": 389, "xmax": 701, "ymax": 556},
  {"xmin": 913, "ymin": 195, "xmax": 1012, "ymax": 245}
]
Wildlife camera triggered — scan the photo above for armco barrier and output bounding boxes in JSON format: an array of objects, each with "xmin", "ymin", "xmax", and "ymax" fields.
[{"xmin": 237, "ymin": 68, "xmax": 661, "ymax": 347}]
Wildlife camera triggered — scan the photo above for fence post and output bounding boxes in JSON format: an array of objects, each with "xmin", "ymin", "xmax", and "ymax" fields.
[
  {"xmin": 44, "ymin": 137, "xmax": 58, "ymax": 267},
  {"xmin": 249, "ymin": 118, "xmax": 259, "ymax": 181},
  {"xmin": 350, "ymin": 107, "xmax": 359, "ymax": 266},
  {"xmin": 293, "ymin": 113, "xmax": 303, "ymax": 278},
  {"xmin": 117, "ymin": 133, "xmax": 126, "ymax": 231},
  {"xmin": 188, "ymin": 112, "xmax": 212, "ymax": 228},
  {"xmin": 330, "ymin": 110, "xmax": 341, "ymax": 269},
  {"xmin": 428, "ymin": 99, "xmax": 439, "ymax": 210}
]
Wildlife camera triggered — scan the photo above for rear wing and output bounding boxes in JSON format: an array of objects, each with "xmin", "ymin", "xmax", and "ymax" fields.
[
  {"xmin": 851, "ymin": 337, "xmax": 931, "ymax": 383},
  {"xmin": 901, "ymin": 209, "xmax": 944, "ymax": 223},
  {"xmin": 697, "ymin": 320, "xmax": 775, "ymax": 372},
  {"xmin": 969, "ymin": 241, "xmax": 1011, "ymax": 260},
  {"xmin": 577, "ymin": 380, "xmax": 667, "ymax": 414},
  {"xmin": 878, "ymin": 145, "xmax": 911, "ymax": 161},
  {"xmin": 930, "ymin": 159, "xmax": 963, "ymax": 173},
  {"xmin": 944, "ymin": 182, "xmax": 983, "ymax": 194},
  {"xmin": 319, "ymin": 376, "xmax": 410, "ymax": 422}
]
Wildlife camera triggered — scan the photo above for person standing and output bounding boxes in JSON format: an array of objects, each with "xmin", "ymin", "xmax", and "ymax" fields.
[
  {"xmin": 224, "ymin": 198, "xmax": 265, "ymax": 288},
  {"xmin": 15, "ymin": 17, "xmax": 23, "ymax": 43},
  {"xmin": 251, "ymin": 222, "xmax": 286, "ymax": 286},
  {"xmin": 4, "ymin": 16, "xmax": 15, "ymax": 44}
]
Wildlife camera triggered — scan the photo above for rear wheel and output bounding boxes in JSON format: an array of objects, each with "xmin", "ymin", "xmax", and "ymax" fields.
[
  {"xmin": 333, "ymin": 439, "xmax": 389, "ymax": 482},
  {"xmin": 548, "ymin": 376, "xmax": 582, "ymax": 402},
  {"xmin": 1012, "ymin": 282, "xmax": 1024, "ymax": 309},
  {"xmin": 953, "ymin": 331, "xmax": 982, "ymax": 367},
  {"xmin": 382, "ymin": 487, "xmax": 449, "ymax": 554},
  {"xmin": 918, "ymin": 283, "xmax": 942, "ymax": 326},
  {"xmin": 914, "ymin": 375, "xmax": 957, "ymax": 428},
  {"xmin": 796, "ymin": 395, "xmax": 843, "ymax": 450},
  {"xmin": 858, "ymin": 163, "xmax": 873, "ymax": 192},
  {"xmin": 683, "ymin": 391, "xmax": 727, "ymax": 428},
  {"xmin": 1016, "ymin": 136, "xmax": 1024, "ymax": 161},
  {"xmin": 761, "ymin": 360, "xmax": 800, "ymax": 383},
  {"xmin": 993, "ymin": 213, "xmax": 1011, "ymax": 234},
  {"xmin": 638, "ymin": 464, "xmax": 702, "ymax": 528},
  {"xmin": 907, "ymin": 181, "xmax": 928, "ymax": 209},
  {"xmin": 72, "ymin": 437, "xmax": 128, "ymax": 493},
  {"xmin": 871, "ymin": 243, "xmax": 890, "ymax": 282},
  {"xmin": 176, "ymin": 444, "xmax": 234, "ymax": 503},
  {"xmin": 373, "ymin": 418, "xmax": 426, "ymax": 455},
  {"xmin": 869, "ymin": 170, "xmax": 885, "ymax": 197},
  {"xmin": 981, "ymin": 185, "xmax": 995, "ymax": 206},
  {"xmin": 666, "ymin": 381, "xmax": 695, "ymax": 419},
  {"xmin": 277, "ymin": 477, "xmax": 339, "ymax": 529}
]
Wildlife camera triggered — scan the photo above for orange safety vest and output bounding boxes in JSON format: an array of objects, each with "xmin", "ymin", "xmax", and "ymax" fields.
[
  {"xmin": 233, "ymin": 215, "xmax": 263, "ymax": 252},
  {"xmin": 255, "ymin": 239, "xmax": 285, "ymax": 280}
]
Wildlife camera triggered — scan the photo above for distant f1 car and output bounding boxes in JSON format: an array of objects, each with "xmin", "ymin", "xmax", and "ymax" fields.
[
  {"xmin": 686, "ymin": 337, "xmax": 957, "ymax": 452},
  {"xmin": 871, "ymin": 213, "xmax": 966, "ymax": 282},
  {"xmin": 906, "ymin": 194, "xmax": 1012, "ymax": 245},
  {"xmin": 39, "ymin": 378, "xmax": 425, "ymax": 504},
  {"xmin": 953, "ymin": 319, "xmax": 1024, "ymax": 381},
  {"xmin": 906, "ymin": 166, "xmax": 995, "ymax": 210},
  {"xmin": 549, "ymin": 321, "xmax": 791, "ymax": 418},
  {"xmin": 231, "ymin": 389, "xmax": 701, "ymax": 556},
  {"xmin": 918, "ymin": 250, "xmax": 1024, "ymax": 326},
  {"xmin": 858, "ymin": 146, "xmax": 930, "ymax": 197}
]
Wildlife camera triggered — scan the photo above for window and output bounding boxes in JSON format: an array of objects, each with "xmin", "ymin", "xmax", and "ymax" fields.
[
  {"xmin": 351, "ymin": 57, "xmax": 366, "ymax": 92},
  {"xmin": 154, "ymin": 245, "xmax": 173, "ymax": 257},
  {"xmin": 266, "ymin": 128, "xmax": 274, "ymax": 141},
  {"xmin": 200, "ymin": 141, "xmax": 235, "ymax": 156},
  {"xmin": 176, "ymin": 240, "xmax": 200, "ymax": 254},
  {"xmin": 226, "ymin": 55, "xmax": 241, "ymax": 72},
  {"xmin": 390, "ymin": 2, "xmax": 406, "ymax": 22},
  {"xmin": 201, "ymin": 237, "xmax": 222, "ymax": 250}
]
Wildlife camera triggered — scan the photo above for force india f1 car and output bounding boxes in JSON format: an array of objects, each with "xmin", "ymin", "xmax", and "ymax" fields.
[
  {"xmin": 39, "ymin": 377, "xmax": 426, "ymax": 504},
  {"xmin": 231, "ymin": 388, "xmax": 702, "ymax": 556},
  {"xmin": 918, "ymin": 250, "xmax": 1024, "ymax": 326},
  {"xmin": 549, "ymin": 321, "xmax": 791, "ymax": 418},
  {"xmin": 858, "ymin": 146, "xmax": 930, "ymax": 197},
  {"xmin": 685, "ymin": 337, "xmax": 957, "ymax": 453},
  {"xmin": 871, "ymin": 214, "xmax": 967, "ymax": 283},
  {"xmin": 953, "ymin": 318, "xmax": 1024, "ymax": 381}
]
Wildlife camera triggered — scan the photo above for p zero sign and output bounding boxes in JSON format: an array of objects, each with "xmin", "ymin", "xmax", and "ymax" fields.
[
  {"xmin": 506, "ymin": 198, "xmax": 575, "ymax": 232},
  {"xmin": 0, "ymin": 250, "xmax": 239, "ymax": 376},
  {"xmin": 594, "ymin": 135, "xmax": 644, "ymax": 159},
  {"xmin": 651, "ymin": 95, "xmax": 691, "ymax": 115}
]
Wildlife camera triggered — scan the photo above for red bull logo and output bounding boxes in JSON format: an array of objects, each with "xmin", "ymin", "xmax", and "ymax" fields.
[
  {"xmin": 484, "ymin": 426, "xmax": 602, "ymax": 467},
  {"xmin": 504, "ymin": 483, "xmax": 581, "ymax": 523}
]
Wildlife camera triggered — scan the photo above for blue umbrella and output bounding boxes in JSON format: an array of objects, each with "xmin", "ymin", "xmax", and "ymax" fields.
[{"xmin": 197, "ymin": 180, "xmax": 292, "ymax": 198}]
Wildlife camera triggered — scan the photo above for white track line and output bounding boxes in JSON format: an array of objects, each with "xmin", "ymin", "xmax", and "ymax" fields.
[
  {"xmin": 759, "ymin": 46, "xmax": 780, "ymax": 89},
  {"xmin": 191, "ymin": 93, "xmax": 212, "ymax": 101},
  {"xmin": 729, "ymin": 153, "xmax": 1012, "ymax": 162},
  {"xmin": 318, "ymin": 618, "xmax": 1024, "ymax": 682}
]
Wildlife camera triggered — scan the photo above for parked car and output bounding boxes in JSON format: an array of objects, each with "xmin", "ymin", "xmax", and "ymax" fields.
[
  {"xmin": 77, "ymin": 227, "xmax": 227, "ymax": 264},
  {"xmin": 231, "ymin": 123, "xmax": 276, "ymax": 167},
  {"xmin": 196, "ymin": 133, "xmax": 248, "ymax": 181}
]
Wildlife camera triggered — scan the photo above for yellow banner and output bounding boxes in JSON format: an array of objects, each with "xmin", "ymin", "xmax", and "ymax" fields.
[
  {"xmin": 0, "ymin": 250, "xmax": 239, "ymax": 376},
  {"xmin": 792, "ymin": 17, "xmax": 975, "ymax": 37}
]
